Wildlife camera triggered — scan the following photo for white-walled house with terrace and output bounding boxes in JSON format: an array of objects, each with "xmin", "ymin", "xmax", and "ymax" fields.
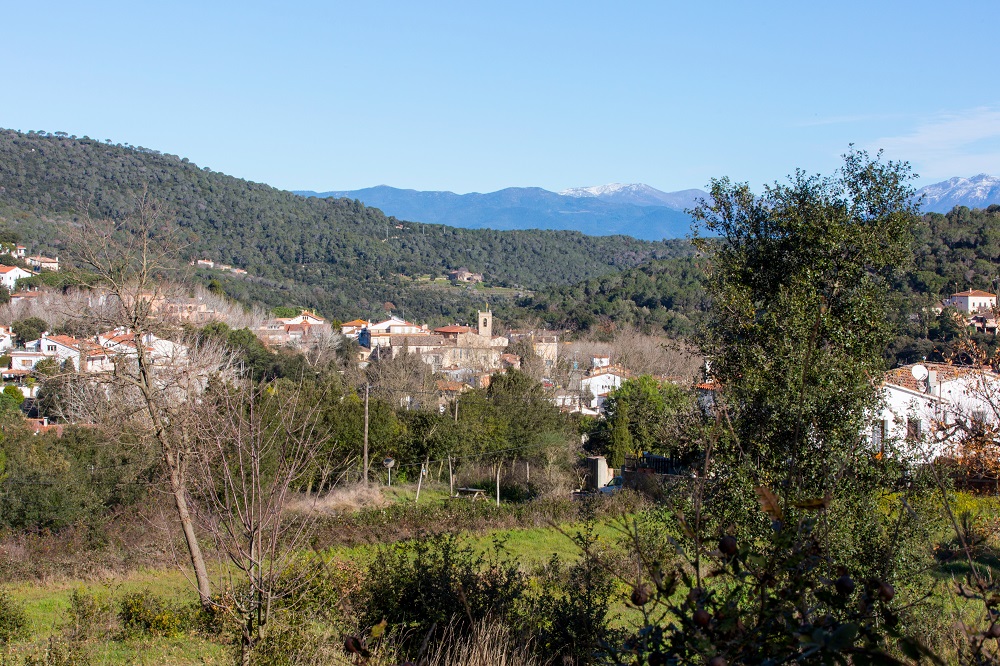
[{"xmin": 874, "ymin": 362, "xmax": 1000, "ymax": 460}]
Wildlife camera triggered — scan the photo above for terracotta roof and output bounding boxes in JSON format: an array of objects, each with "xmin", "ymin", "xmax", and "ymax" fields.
[
  {"xmin": 45, "ymin": 335, "xmax": 82, "ymax": 349},
  {"xmin": 434, "ymin": 325, "xmax": 473, "ymax": 334},
  {"xmin": 884, "ymin": 363, "xmax": 984, "ymax": 393},
  {"xmin": 0, "ymin": 265, "xmax": 25, "ymax": 273},
  {"xmin": 342, "ymin": 319, "xmax": 368, "ymax": 327},
  {"xmin": 436, "ymin": 380, "xmax": 466, "ymax": 392},
  {"xmin": 696, "ymin": 381, "xmax": 720, "ymax": 391},
  {"xmin": 952, "ymin": 289, "xmax": 997, "ymax": 298}
]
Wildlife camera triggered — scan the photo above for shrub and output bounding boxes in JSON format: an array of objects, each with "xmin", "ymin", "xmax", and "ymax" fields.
[
  {"xmin": 530, "ymin": 522, "xmax": 619, "ymax": 664},
  {"xmin": 117, "ymin": 590, "xmax": 184, "ymax": 638},
  {"xmin": 65, "ymin": 588, "xmax": 112, "ymax": 641},
  {"xmin": 20, "ymin": 637, "xmax": 91, "ymax": 666},
  {"xmin": 357, "ymin": 534, "xmax": 527, "ymax": 652},
  {"xmin": 0, "ymin": 589, "xmax": 28, "ymax": 644},
  {"xmin": 239, "ymin": 615, "xmax": 335, "ymax": 666}
]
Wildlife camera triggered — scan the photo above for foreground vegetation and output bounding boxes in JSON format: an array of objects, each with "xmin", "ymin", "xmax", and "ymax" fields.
[{"xmin": 2, "ymin": 145, "xmax": 1000, "ymax": 665}]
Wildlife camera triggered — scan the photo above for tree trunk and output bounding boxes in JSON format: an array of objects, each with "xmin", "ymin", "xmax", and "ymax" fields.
[
  {"xmin": 166, "ymin": 446, "xmax": 213, "ymax": 608},
  {"xmin": 134, "ymin": 331, "xmax": 213, "ymax": 608}
]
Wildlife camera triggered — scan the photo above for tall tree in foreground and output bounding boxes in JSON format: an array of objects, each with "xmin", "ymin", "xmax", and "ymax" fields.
[
  {"xmin": 66, "ymin": 193, "xmax": 217, "ymax": 608},
  {"xmin": 693, "ymin": 149, "xmax": 918, "ymax": 497},
  {"xmin": 611, "ymin": 152, "xmax": 944, "ymax": 664}
]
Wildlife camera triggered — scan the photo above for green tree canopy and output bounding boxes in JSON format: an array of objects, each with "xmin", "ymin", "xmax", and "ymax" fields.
[
  {"xmin": 693, "ymin": 149, "xmax": 917, "ymax": 495},
  {"xmin": 601, "ymin": 375, "xmax": 689, "ymax": 466},
  {"xmin": 12, "ymin": 317, "xmax": 48, "ymax": 344}
]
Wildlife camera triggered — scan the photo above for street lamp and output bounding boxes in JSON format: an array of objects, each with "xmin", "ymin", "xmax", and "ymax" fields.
[{"xmin": 383, "ymin": 457, "xmax": 395, "ymax": 486}]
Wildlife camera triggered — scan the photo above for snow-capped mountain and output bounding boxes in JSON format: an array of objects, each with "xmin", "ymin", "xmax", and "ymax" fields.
[
  {"xmin": 916, "ymin": 174, "xmax": 1000, "ymax": 213},
  {"xmin": 560, "ymin": 183, "xmax": 706, "ymax": 210},
  {"xmin": 295, "ymin": 184, "xmax": 700, "ymax": 241}
]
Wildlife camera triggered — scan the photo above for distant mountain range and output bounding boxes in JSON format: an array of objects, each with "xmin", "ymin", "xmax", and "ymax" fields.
[
  {"xmin": 298, "ymin": 175, "xmax": 1000, "ymax": 240},
  {"xmin": 295, "ymin": 184, "xmax": 708, "ymax": 241},
  {"xmin": 915, "ymin": 174, "xmax": 1000, "ymax": 213}
]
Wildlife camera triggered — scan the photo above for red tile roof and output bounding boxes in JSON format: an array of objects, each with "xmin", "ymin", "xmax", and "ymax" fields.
[
  {"xmin": 884, "ymin": 363, "xmax": 982, "ymax": 393},
  {"xmin": 952, "ymin": 289, "xmax": 997, "ymax": 298},
  {"xmin": 45, "ymin": 335, "xmax": 82, "ymax": 349}
]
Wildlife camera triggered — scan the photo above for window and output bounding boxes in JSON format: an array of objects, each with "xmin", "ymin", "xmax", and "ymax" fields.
[
  {"xmin": 906, "ymin": 418, "xmax": 922, "ymax": 441},
  {"xmin": 871, "ymin": 419, "xmax": 886, "ymax": 455},
  {"xmin": 46, "ymin": 345, "xmax": 56, "ymax": 352}
]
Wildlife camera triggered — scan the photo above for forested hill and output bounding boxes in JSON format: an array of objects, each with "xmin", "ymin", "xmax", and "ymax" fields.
[
  {"xmin": 518, "ymin": 204, "xmax": 1000, "ymax": 364},
  {"xmin": 0, "ymin": 129, "xmax": 689, "ymax": 321},
  {"xmin": 519, "ymin": 258, "xmax": 709, "ymax": 337}
]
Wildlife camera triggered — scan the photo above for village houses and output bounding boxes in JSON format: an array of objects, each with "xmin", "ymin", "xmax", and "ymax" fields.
[
  {"xmin": 0, "ymin": 265, "xmax": 35, "ymax": 291},
  {"xmin": 875, "ymin": 362, "xmax": 1000, "ymax": 461}
]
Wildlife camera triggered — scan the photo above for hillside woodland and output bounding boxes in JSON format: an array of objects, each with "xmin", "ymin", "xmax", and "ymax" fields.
[{"xmin": 0, "ymin": 130, "xmax": 690, "ymax": 324}]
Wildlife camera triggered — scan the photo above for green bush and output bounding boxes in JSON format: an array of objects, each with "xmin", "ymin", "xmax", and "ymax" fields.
[
  {"xmin": 357, "ymin": 534, "xmax": 527, "ymax": 652},
  {"xmin": 238, "ymin": 615, "xmax": 334, "ymax": 666},
  {"xmin": 65, "ymin": 588, "xmax": 112, "ymax": 641},
  {"xmin": 529, "ymin": 523, "xmax": 619, "ymax": 664},
  {"xmin": 0, "ymin": 589, "xmax": 28, "ymax": 644},
  {"xmin": 117, "ymin": 590, "xmax": 184, "ymax": 638},
  {"xmin": 20, "ymin": 637, "xmax": 91, "ymax": 666}
]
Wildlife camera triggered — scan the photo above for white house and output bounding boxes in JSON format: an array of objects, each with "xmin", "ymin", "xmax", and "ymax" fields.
[
  {"xmin": 26, "ymin": 334, "xmax": 85, "ymax": 370},
  {"xmin": 945, "ymin": 289, "xmax": 997, "ymax": 314},
  {"xmin": 275, "ymin": 311, "xmax": 327, "ymax": 327},
  {"xmin": 97, "ymin": 328, "xmax": 190, "ymax": 366},
  {"xmin": 0, "ymin": 326, "xmax": 14, "ymax": 352},
  {"xmin": 368, "ymin": 316, "xmax": 425, "ymax": 336},
  {"xmin": 876, "ymin": 362, "xmax": 1000, "ymax": 460},
  {"xmin": 580, "ymin": 366, "xmax": 629, "ymax": 411},
  {"xmin": 25, "ymin": 255, "xmax": 59, "ymax": 271},
  {"xmin": 340, "ymin": 319, "xmax": 370, "ymax": 338},
  {"xmin": 8, "ymin": 350, "xmax": 47, "ymax": 372},
  {"xmin": 0, "ymin": 265, "xmax": 35, "ymax": 290}
]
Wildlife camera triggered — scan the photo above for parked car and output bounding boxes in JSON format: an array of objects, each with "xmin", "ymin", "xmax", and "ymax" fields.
[{"xmin": 600, "ymin": 476, "xmax": 624, "ymax": 495}]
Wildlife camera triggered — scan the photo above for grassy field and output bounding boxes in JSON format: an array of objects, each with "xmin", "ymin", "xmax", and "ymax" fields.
[
  {"xmin": 1, "ymin": 485, "xmax": 627, "ymax": 665},
  {"xmin": 4, "ymin": 487, "xmax": 998, "ymax": 665}
]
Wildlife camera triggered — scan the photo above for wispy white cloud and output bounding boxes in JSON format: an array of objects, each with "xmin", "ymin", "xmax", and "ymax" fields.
[{"xmin": 869, "ymin": 106, "xmax": 1000, "ymax": 179}]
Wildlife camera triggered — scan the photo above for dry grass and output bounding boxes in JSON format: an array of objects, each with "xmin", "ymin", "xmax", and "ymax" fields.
[
  {"xmin": 284, "ymin": 484, "xmax": 390, "ymax": 516},
  {"xmin": 334, "ymin": 620, "xmax": 543, "ymax": 666}
]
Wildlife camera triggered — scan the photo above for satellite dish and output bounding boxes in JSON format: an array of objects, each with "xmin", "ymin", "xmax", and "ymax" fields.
[{"xmin": 911, "ymin": 364, "xmax": 929, "ymax": 381}]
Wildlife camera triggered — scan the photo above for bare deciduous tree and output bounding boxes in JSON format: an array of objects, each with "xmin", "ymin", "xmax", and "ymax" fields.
[
  {"xmin": 64, "ymin": 192, "xmax": 218, "ymax": 607},
  {"xmin": 190, "ymin": 378, "xmax": 334, "ymax": 666}
]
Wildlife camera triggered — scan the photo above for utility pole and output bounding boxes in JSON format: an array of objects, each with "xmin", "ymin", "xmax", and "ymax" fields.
[
  {"xmin": 495, "ymin": 459, "xmax": 502, "ymax": 508},
  {"xmin": 363, "ymin": 383, "xmax": 370, "ymax": 487}
]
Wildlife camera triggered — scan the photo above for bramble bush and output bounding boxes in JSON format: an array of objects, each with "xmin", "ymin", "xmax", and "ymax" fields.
[{"xmin": 0, "ymin": 589, "xmax": 28, "ymax": 645}]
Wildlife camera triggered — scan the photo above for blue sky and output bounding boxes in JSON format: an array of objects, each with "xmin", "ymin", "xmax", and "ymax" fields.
[{"xmin": 3, "ymin": 1, "xmax": 999, "ymax": 193}]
